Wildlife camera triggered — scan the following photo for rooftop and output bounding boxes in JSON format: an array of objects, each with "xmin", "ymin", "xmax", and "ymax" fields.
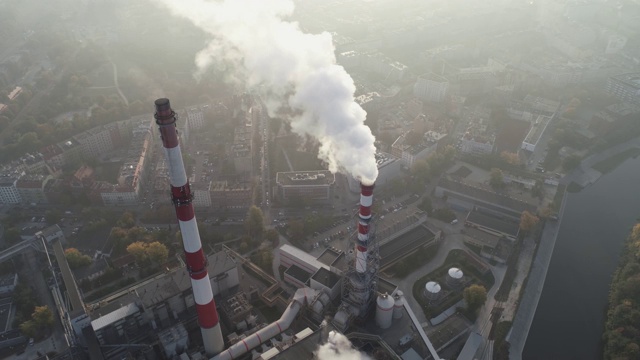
[
  {"xmin": 311, "ymin": 267, "xmax": 341, "ymax": 288},
  {"xmin": 276, "ymin": 170, "xmax": 335, "ymax": 187},
  {"xmin": 285, "ymin": 264, "xmax": 312, "ymax": 284},
  {"xmin": 611, "ymin": 72, "xmax": 640, "ymax": 89}
]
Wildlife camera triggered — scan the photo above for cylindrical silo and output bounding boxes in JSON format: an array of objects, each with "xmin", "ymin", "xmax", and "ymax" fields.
[
  {"xmin": 424, "ymin": 281, "xmax": 442, "ymax": 301},
  {"xmin": 376, "ymin": 293, "xmax": 394, "ymax": 329},
  {"xmin": 393, "ymin": 290, "xmax": 404, "ymax": 319},
  {"xmin": 447, "ymin": 267, "xmax": 464, "ymax": 287}
]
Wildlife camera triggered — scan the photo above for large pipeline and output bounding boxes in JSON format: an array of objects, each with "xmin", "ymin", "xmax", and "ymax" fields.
[
  {"xmin": 211, "ymin": 288, "xmax": 318, "ymax": 360},
  {"xmin": 154, "ymin": 98, "xmax": 224, "ymax": 356}
]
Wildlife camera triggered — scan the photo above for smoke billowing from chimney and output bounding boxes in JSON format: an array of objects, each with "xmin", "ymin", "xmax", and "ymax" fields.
[
  {"xmin": 315, "ymin": 331, "xmax": 371, "ymax": 360},
  {"xmin": 153, "ymin": 0, "xmax": 378, "ymax": 184}
]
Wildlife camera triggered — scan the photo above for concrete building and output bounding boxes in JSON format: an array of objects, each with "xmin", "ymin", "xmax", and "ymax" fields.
[
  {"xmin": 0, "ymin": 173, "xmax": 22, "ymax": 204},
  {"xmin": 15, "ymin": 174, "xmax": 53, "ymax": 205},
  {"xmin": 275, "ymin": 170, "xmax": 335, "ymax": 202},
  {"xmin": 521, "ymin": 115, "xmax": 552, "ymax": 152},
  {"xmin": 186, "ymin": 107, "xmax": 205, "ymax": 131},
  {"xmin": 464, "ymin": 210, "xmax": 520, "ymax": 241},
  {"xmin": 606, "ymin": 73, "xmax": 640, "ymax": 104},
  {"xmin": 88, "ymin": 251, "xmax": 239, "ymax": 346},
  {"xmin": 348, "ymin": 152, "xmax": 401, "ymax": 193},
  {"xmin": 90, "ymin": 125, "xmax": 152, "ymax": 206},
  {"xmin": 209, "ymin": 181, "xmax": 253, "ymax": 211},
  {"xmin": 0, "ymin": 274, "xmax": 18, "ymax": 295},
  {"xmin": 391, "ymin": 130, "xmax": 447, "ymax": 168},
  {"xmin": 435, "ymin": 177, "xmax": 537, "ymax": 219},
  {"xmin": 414, "ymin": 73, "xmax": 449, "ymax": 103}
]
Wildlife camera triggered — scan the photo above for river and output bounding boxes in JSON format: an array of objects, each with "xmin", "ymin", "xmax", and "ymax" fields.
[{"xmin": 523, "ymin": 156, "xmax": 640, "ymax": 360}]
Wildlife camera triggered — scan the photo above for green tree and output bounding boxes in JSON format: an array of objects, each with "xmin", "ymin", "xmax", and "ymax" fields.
[
  {"xmin": 116, "ymin": 211, "xmax": 136, "ymax": 228},
  {"xmin": 32, "ymin": 306, "xmax": 54, "ymax": 328},
  {"xmin": 417, "ymin": 197, "xmax": 433, "ymax": 214},
  {"xmin": 463, "ymin": 284, "xmax": 487, "ymax": 312},
  {"xmin": 19, "ymin": 320, "xmax": 37, "ymax": 338},
  {"xmin": 3, "ymin": 227, "xmax": 21, "ymax": 245},
  {"xmin": 562, "ymin": 155, "xmax": 582, "ymax": 171},
  {"xmin": 265, "ymin": 228, "xmax": 279, "ymax": 246},
  {"xmin": 45, "ymin": 209, "xmax": 62, "ymax": 225},
  {"xmin": 146, "ymin": 242, "xmax": 169, "ymax": 265},
  {"xmin": 288, "ymin": 220, "xmax": 305, "ymax": 243},
  {"xmin": 245, "ymin": 206, "xmax": 265, "ymax": 238},
  {"xmin": 489, "ymin": 168, "xmax": 505, "ymax": 189},
  {"xmin": 64, "ymin": 248, "xmax": 92, "ymax": 269}
]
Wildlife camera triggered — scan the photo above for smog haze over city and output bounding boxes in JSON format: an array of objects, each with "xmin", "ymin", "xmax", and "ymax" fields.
[{"xmin": 0, "ymin": 0, "xmax": 639, "ymax": 360}]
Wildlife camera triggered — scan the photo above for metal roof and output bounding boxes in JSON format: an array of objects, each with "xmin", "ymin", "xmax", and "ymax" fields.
[{"xmin": 91, "ymin": 302, "xmax": 139, "ymax": 331}]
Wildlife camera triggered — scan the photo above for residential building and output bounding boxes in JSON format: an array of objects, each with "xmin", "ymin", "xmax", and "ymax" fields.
[
  {"xmin": 414, "ymin": 73, "xmax": 449, "ymax": 103},
  {"xmin": 16, "ymin": 174, "xmax": 52, "ymax": 205},
  {"xmin": 0, "ymin": 172, "xmax": 22, "ymax": 204},
  {"xmin": 391, "ymin": 130, "xmax": 447, "ymax": 168},
  {"xmin": 606, "ymin": 73, "xmax": 640, "ymax": 104},
  {"xmin": 209, "ymin": 181, "xmax": 253, "ymax": 211},
  {"xmin": 186, "ymin": 107, "xmax": 205, "ymax": 131},
  {"xmin": 348, "ymin": 152, "xmax": 402, "ymax": 192}
]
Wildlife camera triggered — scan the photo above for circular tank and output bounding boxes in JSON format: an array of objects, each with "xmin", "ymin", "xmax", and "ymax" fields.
[
  {"xmin": 424, "ymin": 281, "xmax": 441, "ymax": 301},
  {"xmin": 375, "ymin": 293, "xmax": 394, "ymax": 329},
  {"xmin": 393, "ymin": 290, "xmax": 404, "ymax": 319},
  {"xmin": 447, "ymin": 267, "xmax": 464, "ymax": 287}
]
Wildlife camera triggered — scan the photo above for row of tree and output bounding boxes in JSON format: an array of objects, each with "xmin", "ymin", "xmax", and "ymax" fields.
[{"xmin": 602, "ymin": 223, "xmax": 640, "ymax": 359}]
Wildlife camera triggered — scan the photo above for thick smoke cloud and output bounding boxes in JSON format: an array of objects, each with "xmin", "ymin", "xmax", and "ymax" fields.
[
  {"xmin": 153, "ymin": 0, "xmax": 378, "ymax": 184},
  {"xmin": 315, "ymin": 331, "xmax": 371, "ymax": 360}
]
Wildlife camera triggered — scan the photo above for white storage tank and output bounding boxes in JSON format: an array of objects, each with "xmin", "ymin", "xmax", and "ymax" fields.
[
  {"xmin": 424, "ymin": 281, "xmax": 441, "ymax": 301},
  {"xmin": 447, "ymin": 267, "xmax": 464, "ymax": 287},
  {"xmin": 393, "ymin": 290, "xmax": 404, "ymax": 319},
  {"xmin": 375, "ymin": 293, "xmax": 394, "ymax": 329}
]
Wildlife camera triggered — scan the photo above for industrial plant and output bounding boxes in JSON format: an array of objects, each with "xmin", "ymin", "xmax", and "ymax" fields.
[{"xmin": 146, "ymin": 98, "xmax": 442, "ymax": 360}]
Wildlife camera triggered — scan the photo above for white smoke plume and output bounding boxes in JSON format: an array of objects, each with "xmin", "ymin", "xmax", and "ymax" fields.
[
  {"xmin": 152, "ymin": 0, "xmax": 378, "ymax": 184},
  {"xmin": 315, "ymin": 331, "xmax": 371, "ymax": 360}
]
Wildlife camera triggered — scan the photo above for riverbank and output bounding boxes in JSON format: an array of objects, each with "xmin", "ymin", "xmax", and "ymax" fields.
[
  {"xmin": 507, "ymin": 137, "xmax": 640, "ymax": 359},
  {"xmin": 506, "ymin": 191, "xmax": 566, "ymax": 360},
  {"xmin": 519, "ymin": 155, "xmax": 640, "ymax": 359}
]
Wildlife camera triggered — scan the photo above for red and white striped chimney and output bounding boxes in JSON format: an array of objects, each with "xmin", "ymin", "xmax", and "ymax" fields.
[
  {"xmin": 154, "ymin": 98, "xmax": 224, "ymax": 356},
  {"xmin": 355, "ymin": 182, "xmax": 374, "ymax": 273}
]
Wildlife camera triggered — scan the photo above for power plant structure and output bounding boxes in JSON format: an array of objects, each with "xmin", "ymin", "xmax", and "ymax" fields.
[
  {"xmin": 151, "ymin": 98, "xmax": 441, "ymax": 360},
  {"xmin": 155, "ymin": 98, "xmax": 224, "ymax": 356},
  {"xmin": 333, "ymin": 182, "xmax": 381, "ymax": 331}
]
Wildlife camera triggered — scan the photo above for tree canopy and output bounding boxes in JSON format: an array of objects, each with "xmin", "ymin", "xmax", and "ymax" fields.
[
  {"xmin": 245, "ymin": 206, "xmax": 265, "ymax": 238},
  {"xmin": 463, "ymin": 284, "xmax": 487, "ymax": 312},
  {"xmin": 603, "ymin": 223, "xmax": 640, "ymax": 359},
  {"xmin": 519, "ymin": 211, "xmax": 540, "ymax": 233},
  {"xmin": 64, "ymin": 248, "xmax": 92, "ymax": 269},
  {"xmin": 489, "ymin": 168, "xmax": 505, "ymax": 189}
]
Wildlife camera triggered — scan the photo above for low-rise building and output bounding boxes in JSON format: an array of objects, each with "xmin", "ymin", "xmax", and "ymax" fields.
[{"xmin": 275, "ymin": 170, "xmax": 335, "ymax": 202}]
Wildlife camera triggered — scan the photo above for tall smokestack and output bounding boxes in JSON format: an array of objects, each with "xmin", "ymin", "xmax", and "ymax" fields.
[
  {"xmin": 154, "ymin": 98, "xmax": 224, "ymax": 356},
  {"xmin": 355, "ymin": 182, "xmax": 374, "ymax": 274}
]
